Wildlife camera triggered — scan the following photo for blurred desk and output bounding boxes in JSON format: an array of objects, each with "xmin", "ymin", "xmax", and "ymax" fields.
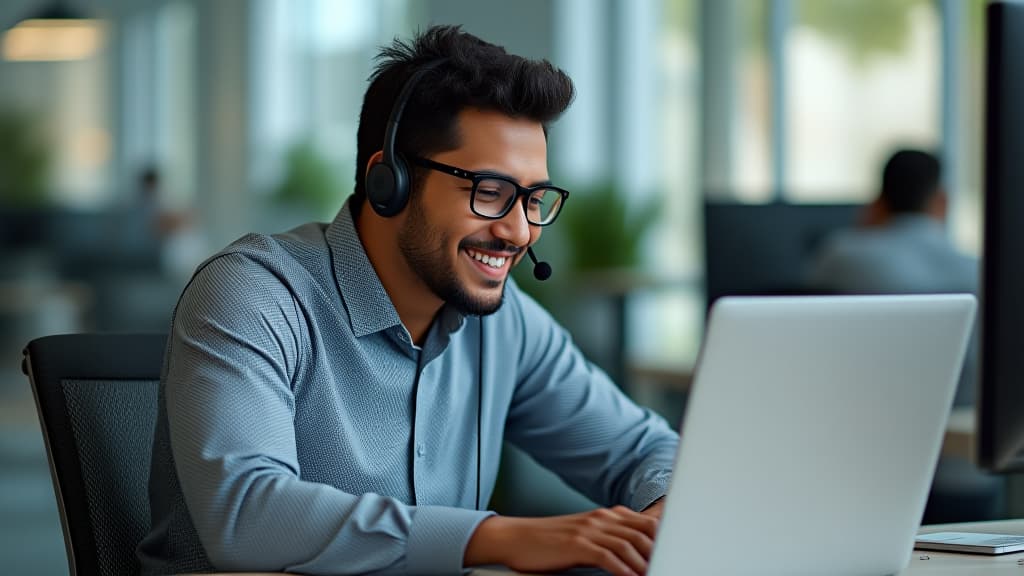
[
  {"xmin": 909, "ymin": 519, "xmax": 1024, "ymax": 574},
  {"xmin": 0, "ymin": 280, "xmax": 90, "ymax": 368},
  {"xmin": 943, "ymin": 406, "xmax": 975, "ymax": 461},
  {"xmin": 570, "ymin": 270, "xmax": 698, "ymax": 393}
]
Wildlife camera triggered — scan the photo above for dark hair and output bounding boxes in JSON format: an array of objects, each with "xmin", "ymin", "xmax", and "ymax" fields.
[
  {"xmin": 352, "ymin": 25, "xmax": 575, "ymax": 206},
  {"xmin": 879, "ymin": 149, "xmax": 942, "ymax": 213}
]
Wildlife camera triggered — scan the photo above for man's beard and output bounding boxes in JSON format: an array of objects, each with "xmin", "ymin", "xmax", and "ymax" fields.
[{"xmin": 397, "ymin": 198, "xmax": 509, "ymax": 316}]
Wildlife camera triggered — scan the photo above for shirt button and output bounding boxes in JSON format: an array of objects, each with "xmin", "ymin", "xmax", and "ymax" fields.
[{"xmin": 416, "ymin": 443, "xmax": 426, "ymax": 457}]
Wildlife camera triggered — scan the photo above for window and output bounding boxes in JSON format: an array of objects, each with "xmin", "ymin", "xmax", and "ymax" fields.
[{"xmin": 786, "ymin": 0, "xmax": 940, "ymax": 202}]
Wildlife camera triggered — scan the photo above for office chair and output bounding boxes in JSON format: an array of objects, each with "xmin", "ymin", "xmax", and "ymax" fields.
[{"xmin": 22, "ymin": 333, "xmax": 167, "ymax": 576}]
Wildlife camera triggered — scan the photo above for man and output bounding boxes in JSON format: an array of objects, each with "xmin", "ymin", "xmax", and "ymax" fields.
[
  {"xmin": 807, "ymin": 148, "xmax": 1002, "ymax": 524},
  {"xmin": 808, "ymin": 150, "xmax": 975, "ymax": 301},
  {"xmin": 138, "ymin": 25, "xmax": 678, "ymax": 576}
]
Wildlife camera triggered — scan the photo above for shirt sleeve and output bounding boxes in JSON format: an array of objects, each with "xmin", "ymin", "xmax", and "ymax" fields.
[
  {"xmin": 501, "ymin": 285, "xmax": 679, "ymax": 511},
  {"xmin": 164, "ymin": 254, "xmax": 491, "ymax": 575}
]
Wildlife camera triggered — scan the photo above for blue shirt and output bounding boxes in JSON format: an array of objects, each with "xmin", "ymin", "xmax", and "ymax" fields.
[
  {"xmin": 138, "ymin": 200, "xmax": 679, "ymax": 575},
  {"xmin": 807, "ymin": 215, "xmax": 976, "ymax": 296}
]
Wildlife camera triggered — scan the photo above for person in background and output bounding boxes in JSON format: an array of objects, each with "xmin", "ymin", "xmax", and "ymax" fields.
[
  {"xmin": 133, "ymin": 165, "xmax": 205, "ymax": 285},
  {"xmin": 808, "ymin": 148, "xmax": 1003, "ymax": 524},
  {"xmin": 137, "ymin": 25, "xmax": 678, "ymax": 576}
]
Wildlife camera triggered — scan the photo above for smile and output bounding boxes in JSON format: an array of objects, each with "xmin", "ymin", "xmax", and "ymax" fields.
[{"xmin": 466, "ymin": 248, "xmax": 508, "ymax": 270}]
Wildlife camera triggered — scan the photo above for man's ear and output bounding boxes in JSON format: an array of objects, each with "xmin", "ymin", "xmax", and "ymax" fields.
[{"xmin": 365, "ymin": 150, "xmax": 385, "ymax": 182}]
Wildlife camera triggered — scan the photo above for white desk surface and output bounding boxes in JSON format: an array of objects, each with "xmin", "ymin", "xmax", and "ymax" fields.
[{"xmin": 902, "ymin": 519, "xmax": 1024, "ymax": 574}]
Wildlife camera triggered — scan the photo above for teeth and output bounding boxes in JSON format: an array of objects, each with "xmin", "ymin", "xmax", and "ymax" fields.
[{"xmin": 467, "ymin": 249, "xmax": 506, "ymax": 269}]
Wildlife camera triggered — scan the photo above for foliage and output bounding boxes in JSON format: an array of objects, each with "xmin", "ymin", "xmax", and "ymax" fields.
[
  {"xmin": 0, "ymin": 110, "xmax": 51, "ymax": 206},
  {"xmin": 743, "ymin": 0, "xmax": 931, "ymax": 66},
  {"xmin": 799, "ymin": 0, "xmax": 929, "ymax": 65},
  {"xmin": 272, "ymin": 141, "xmax": 343, "ymax": 220},
  {"xmin": 560, "ymin": 184, "xmax": 660, "ymax": 273}
]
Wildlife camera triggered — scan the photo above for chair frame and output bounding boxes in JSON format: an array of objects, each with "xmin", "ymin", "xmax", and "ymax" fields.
[{"xmin": 22, "ymin": 333, "xmax": 167, "ymax": 576}]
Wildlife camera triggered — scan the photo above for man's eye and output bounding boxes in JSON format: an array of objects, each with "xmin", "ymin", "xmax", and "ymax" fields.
[{"xmin": 476, "ymin": 187, "xmax": 503, "ymax": 201}]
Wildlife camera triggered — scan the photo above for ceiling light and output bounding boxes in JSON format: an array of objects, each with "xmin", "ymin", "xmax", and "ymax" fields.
[{"xmin": 3, "ymin": 3, "xmax": 104, "ymax": 62}]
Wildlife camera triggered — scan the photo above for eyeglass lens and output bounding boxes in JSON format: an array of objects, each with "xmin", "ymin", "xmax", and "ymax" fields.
[{"xmin": 473, "ymin": 177, "xmax": 563, "ymax": 224}]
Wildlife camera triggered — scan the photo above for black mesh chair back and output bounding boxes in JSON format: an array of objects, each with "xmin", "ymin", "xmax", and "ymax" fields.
[{"xmin": 22, "ymin": 334, "xmax": 167, "ymax": 576}]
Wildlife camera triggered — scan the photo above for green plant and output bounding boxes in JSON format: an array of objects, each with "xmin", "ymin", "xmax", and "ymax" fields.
[
  {"xmin": 0, "ymin": 110, "xmax": 51, "ymax": 206},
  {"xmin": 560, "ymin": 184, "xmax": 660, "ymax": 273},
  {"xmin": 272, "ymin": 140, "xmax": 343, "ymax": 220}
]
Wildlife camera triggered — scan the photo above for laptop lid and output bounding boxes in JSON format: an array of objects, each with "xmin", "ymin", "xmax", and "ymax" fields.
[{"xmin": 649, "ymin": 294, "xmax": 976, "ymax": 576}]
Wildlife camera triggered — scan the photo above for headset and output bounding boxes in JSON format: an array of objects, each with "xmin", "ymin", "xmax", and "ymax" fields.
[{"xmin": 366, "ymin": 60, "xmax": 446, "ymax": 217}]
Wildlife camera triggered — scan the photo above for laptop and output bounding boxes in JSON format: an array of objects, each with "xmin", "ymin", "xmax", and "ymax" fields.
[{"xmin": 647, "ymin": 294, "xmax": 976, "ymax": 576}]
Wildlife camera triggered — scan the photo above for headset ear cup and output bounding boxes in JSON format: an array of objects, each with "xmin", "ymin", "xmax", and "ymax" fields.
[
  {"xmin": 366, "ymin": 154, "xmax": 410, "ymax": 217},
  {"xmin": 390, "ymin": 152, "xmax": 410, "ymax": 213},
  {"xmin": 367, "ymin": 162, "xmax": 398, "ymax": 217},
  {"xmin": 368, "ymin": 60, "xmax": 443, "ymax": 217}
]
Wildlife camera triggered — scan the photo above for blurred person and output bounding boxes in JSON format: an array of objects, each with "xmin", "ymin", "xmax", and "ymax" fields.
[
  {"xmin": 138, "ymin": 25, "xmax": 677, "ymax": 576},
  {"xmin": 135, "ymin": 165, "xmax": 205, "ymax": 284},
  {"xmin": 136, "ymin": 166, "xmax": 190, "ymax": 241},
  {"xmin": 808, "ymin": 148, "xmax": 1003, "ymax": 524},
  {"xmin": 808, "ymin": 150, "xmax": 975, "ymax": 301}
]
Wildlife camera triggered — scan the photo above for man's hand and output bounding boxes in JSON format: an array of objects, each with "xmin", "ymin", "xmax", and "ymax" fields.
[{"xmin": 464, "ymin": 506, "xmax": 659, "ymax": 576}]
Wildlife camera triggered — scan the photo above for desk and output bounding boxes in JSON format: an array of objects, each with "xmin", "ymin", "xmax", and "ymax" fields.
[
  {"xmin": 943, "ymin": 406, "xmax": 976, "ymax": 461},
  {"xmin": 904, "ymin": 519, "xmax": 1024, "ymax": 574}
]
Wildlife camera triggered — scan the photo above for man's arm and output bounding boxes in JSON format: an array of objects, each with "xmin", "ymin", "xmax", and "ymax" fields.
[
  {"xmin": 162, "ymin": 254, "xmax": 491, "ymax": 575},
  {"xmin": 458, "ymin": 285, "xmax": 678, "ymax": 575},
  {"xmin": 501, "ymin": 285, "xmax": 679, "ymax": 511}
]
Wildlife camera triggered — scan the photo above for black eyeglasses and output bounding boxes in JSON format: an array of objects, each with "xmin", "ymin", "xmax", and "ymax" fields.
[{"xmin": 412, "ymin": 157, "xmax": 569, "ymax": 226}]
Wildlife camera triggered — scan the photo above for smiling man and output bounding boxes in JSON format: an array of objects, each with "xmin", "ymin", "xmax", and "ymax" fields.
[{"xmin": 138, "ymin": 25, "xmax": 678, "ymax": 576}]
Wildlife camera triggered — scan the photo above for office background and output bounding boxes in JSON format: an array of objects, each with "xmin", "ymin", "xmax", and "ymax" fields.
[{"xmin": 0, "ymin": 0, "xmax": 1008, "ymax": 573}]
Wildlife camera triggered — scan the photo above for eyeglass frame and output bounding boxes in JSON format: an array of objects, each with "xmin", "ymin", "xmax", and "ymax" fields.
[{"xmin": 411, "ymin": 156, "xmax": 570, "ymax": 226}]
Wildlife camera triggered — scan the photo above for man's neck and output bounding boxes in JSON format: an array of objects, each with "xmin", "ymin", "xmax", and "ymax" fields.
[{"xmin": 354, "ymin": 202, "xmax": 443, "ymax": 346}]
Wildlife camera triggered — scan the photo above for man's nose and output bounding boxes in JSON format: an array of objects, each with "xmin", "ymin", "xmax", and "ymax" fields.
[{"xmin": 490, "ymin": 199, "xmax": 533, "ymax": 247}]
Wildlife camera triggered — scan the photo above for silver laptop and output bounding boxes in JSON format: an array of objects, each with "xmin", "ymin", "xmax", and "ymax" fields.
[{"xmin": 649, "ymin": 294, "xmax": 976, "ymax": 576}]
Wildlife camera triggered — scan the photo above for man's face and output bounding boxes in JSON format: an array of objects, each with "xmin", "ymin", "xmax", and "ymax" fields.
[{"xmin": 397, "ymin": 108, "xmax": 547, "ymax": 316}]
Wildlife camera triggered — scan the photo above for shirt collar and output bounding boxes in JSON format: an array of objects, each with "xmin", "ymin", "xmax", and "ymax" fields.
[
  {"xmin": 325, "ymin": 198, "xmax": 468, "ymax": 340},
  {"xmin": 325, "ymin": 199, "xmax": 404, "ymax": 337}
]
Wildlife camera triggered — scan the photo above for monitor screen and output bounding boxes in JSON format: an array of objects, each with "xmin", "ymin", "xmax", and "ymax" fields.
[
  {"xmin": 703, "ymin": 201, "xmax": 860, "ymax": 306},
  {"xmin": 978, "ymin": 0, "xmax": 1024, "ymax": 473}
]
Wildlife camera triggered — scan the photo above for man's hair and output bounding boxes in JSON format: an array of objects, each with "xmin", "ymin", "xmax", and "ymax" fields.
[
  {"xmin": 353, "ymin": 25, "xmax": 575, "ymax": 206},
  {"xmin": 879, "ymin": 149, "xmax": 942, "ymax": 213}
]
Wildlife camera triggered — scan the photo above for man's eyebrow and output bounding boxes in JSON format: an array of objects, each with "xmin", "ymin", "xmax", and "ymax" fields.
[{"xmin": 474, "ymin": 167, "xmax": 553, "ymax": 187}]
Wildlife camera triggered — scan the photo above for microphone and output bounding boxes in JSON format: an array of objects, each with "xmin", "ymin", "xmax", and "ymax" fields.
[{"xmin": 526, "ymin": 247, "xmax": 552, "ymax": 281}]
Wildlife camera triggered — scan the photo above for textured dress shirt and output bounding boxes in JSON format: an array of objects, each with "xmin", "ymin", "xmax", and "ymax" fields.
[{"xmin": 137, "ymin": 199, "xmax": 679, "ymax": 576}]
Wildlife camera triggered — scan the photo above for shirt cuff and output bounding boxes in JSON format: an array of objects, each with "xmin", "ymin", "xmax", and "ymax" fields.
[
  {"xmin": 407, "ymin": 505, "xmax": 494, "ymax": 575},
  {"xmin": 629, "ymin": 471, "xmax": 672, "ymax": 512}
]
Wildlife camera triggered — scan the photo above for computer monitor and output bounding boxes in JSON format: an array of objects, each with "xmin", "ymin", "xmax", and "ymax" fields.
[
  {"xmin": 702, "ymin": 201, "xmax": 860, "ymax": 306},
  {"xmin": 978, "ymin": 0, "xmax": 1024, "ymax": 473}
]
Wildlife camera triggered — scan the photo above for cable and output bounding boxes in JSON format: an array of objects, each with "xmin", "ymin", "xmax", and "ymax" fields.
[{"xmin": 476, "ymin": 317, "xmax": 483, "ymax": 511}]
